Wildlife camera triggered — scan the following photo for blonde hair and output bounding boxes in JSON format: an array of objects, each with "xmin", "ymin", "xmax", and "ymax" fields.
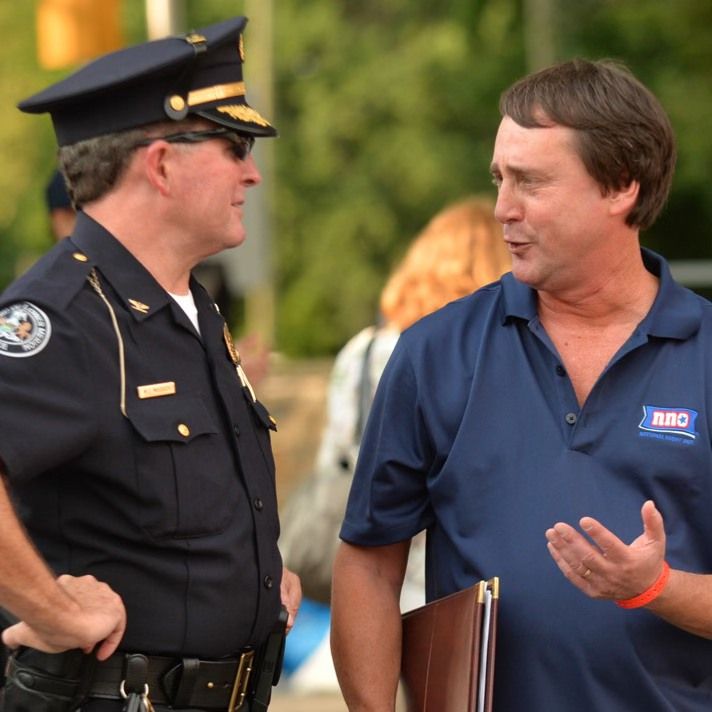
[{"xmin": 379, "ymin": 197, "xmax": 510, "ymax": 332}]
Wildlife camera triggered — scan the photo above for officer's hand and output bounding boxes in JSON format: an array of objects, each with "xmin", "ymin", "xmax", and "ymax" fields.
[
  {"xmin": 2, "ymin": 574, "xmax": 126, "ymax": 660},
  {"xmin": 280, "ymin": 566, "xmax": 302, "ymax": 632},
  {"xmin": 545, "ymin": 499, "xmax": 667, "ymax": 601}
]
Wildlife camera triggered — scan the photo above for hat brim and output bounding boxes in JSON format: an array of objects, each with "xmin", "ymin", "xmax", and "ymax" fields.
[{"xmin": 195, "ymin": 104, "xmax": 277, "ymax": 137}]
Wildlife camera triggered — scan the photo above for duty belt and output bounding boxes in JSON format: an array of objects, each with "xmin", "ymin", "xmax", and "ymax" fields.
[
  {"xmin": 6, "ymin": 648, "xmax": 257, "ymax": 710},
  {"xmin": 92, "ymin": 650, "xmax": 256, "ymax": 709},
  {"xmin": 5, "ymin": 607, "xmax": 288, "ymax": 711}
]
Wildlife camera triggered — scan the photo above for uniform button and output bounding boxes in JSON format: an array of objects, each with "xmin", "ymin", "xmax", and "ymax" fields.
[
  {"xmin": 555, "ymin": 365, "xmax": 566, "ymax": 377},
  {"xmin": 565, "ymin": 412, "xmax": 577, "ymax": 425},
  {"xmin": 72, "ymin": 252, "xmax": 88, "ymax": 262},
  {"xmin": 263, "ymin": 575, "xmax": 273, "ymax": 590},
  {"xmin": 253, "ymin": 498, "xmax": 264, "ymax": 511},
  {"xmin": 233, "ymin": 424, "xmax": 240, "ymax": 437},
  {"xmin": 177, "ymin": 423, "xmax": 191, "ymax": 437}
]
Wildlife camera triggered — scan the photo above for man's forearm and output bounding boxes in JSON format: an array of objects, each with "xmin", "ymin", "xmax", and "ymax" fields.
[
  {"xmin": 331, "ymin": 541, "xmax": 409, "ymax": 712},
  {"xmin": 646, "ymin": 569, "xmax": 712, "ymax": 639}
]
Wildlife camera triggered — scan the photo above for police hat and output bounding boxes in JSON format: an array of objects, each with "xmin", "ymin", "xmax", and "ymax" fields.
[{"xmin": 18, "ymin": 16, "xmax": 276, "ymax": 146}]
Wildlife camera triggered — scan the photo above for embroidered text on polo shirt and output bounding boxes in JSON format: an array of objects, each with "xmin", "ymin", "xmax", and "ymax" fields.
[{"xmin": 638, "ymin": 405, "xmax": 698, "ymax": 442}]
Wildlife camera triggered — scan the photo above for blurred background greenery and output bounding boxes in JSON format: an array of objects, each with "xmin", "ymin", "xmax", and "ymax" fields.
[{"xmin": 1, "ymin": 0, "xmax": 711, "ymax": 356}]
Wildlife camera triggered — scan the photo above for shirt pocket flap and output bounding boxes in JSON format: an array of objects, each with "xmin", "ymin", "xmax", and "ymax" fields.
[{"xmin": 127, "ymin": 394, "xmax": 218, "ymax": 443}]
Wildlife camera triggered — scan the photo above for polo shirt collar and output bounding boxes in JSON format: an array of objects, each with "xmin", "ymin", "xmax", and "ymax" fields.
[
  {"xmin": 499, "ymin": 247, "xmax": 702, "ymax": 341},
  {"xmin": 639, "ymin": 248, "xmax": 701, "ymax": 340},
  {"xmin": 70, "ymin": 210, "xmax": 172, "ymax": 321}
]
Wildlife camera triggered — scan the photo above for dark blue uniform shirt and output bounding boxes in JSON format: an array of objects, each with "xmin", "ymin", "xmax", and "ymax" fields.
[
  {"xmin": 342, "ymin": 249, "xmax": 712, "ymax": 710},
  {"xmin": 0, "ymin": 212, "xmax": 282, "ymax": 657}
]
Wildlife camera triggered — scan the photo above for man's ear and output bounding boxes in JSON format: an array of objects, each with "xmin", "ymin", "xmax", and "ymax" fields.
[
  {"xmin": 142, "ymin": 141, "xmax": 173, "ymax": 197},
  {"xmin": 608, "ymin": 180, "xmax": 640, "ymax": 218}
]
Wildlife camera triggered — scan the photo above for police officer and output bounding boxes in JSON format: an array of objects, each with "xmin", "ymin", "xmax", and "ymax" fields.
[{"xmin": 0, "ymin": 15, "xmax": 300, "ymax": 712}]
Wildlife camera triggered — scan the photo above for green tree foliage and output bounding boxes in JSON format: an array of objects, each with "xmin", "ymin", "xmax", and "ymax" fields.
[
  {"xmin": 0, "ymin": 2, "xmax": 58, "ymax": 286},
  {"xmin": 271, "ymin": 0, "xmax": 524, "ymax": 354}
]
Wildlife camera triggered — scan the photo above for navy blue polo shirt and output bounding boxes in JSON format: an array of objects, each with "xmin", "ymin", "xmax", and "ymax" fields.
[
  {"xmin": 0, "ymin": 212, "xmax": 282, "ymax": 657},
  {"xmin": 341, "ymin": 249, "xmax": 712, "ymax": 709}
]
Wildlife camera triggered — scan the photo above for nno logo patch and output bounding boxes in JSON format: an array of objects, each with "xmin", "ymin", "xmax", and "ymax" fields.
[
  {"xmin": 0, "ymin": 302, "xmax": 52, "ymax": 358},
  {"xmin": 639, "ymin": 405, "xmax": 698, "ymax": 441}
]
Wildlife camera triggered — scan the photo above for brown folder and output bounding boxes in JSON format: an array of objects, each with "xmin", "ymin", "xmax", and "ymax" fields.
[{"xmin": 400, "ymin": 577, "xmax": 499, "ymax": 712}]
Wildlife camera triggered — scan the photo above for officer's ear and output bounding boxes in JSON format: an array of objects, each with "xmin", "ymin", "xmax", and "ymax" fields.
[{"xmin": 141, "ymin": 140, "xmax": 174, "ymax": 197}]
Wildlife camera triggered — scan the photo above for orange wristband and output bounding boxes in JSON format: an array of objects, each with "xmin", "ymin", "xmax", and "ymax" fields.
[{"xmin": 615, "ymin": 561, "xmax": 670, "ymax": 609}]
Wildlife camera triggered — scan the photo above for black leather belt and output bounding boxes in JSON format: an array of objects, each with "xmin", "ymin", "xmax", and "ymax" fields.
[
  {"xmin": 90, "ymin": 650, "xmax": 256, "ymax": 710},
  {"xmin": 5, "ymin": 610, "xmax": 287, "ymax": 711},
  {"xmin": 5, "ymin": 648, "xmax": 256, "ymax": 711}
]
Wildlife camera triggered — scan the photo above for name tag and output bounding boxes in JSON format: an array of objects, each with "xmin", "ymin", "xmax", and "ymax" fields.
[{"xmin": 137, "ymin": 381, "xmax": 176, "ymax": 399}]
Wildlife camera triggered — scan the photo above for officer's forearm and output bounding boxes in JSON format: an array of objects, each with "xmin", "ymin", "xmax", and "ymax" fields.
[
  {"xmin": 331, "ymin": 541, "xmax": 408, "ymax": 712},
  {"xmin": 0, "ymin": 469, "xmax": 70, "ymax": 623}
]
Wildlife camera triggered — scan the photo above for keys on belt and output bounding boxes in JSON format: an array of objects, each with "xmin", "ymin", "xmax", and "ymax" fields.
[{"xmin": 118, "ymin": 650, "xmax": 254, "ymax": 711}]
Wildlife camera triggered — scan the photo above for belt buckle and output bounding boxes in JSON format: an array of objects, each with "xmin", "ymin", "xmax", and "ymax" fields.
[{"xmin": 227, "ymin": 650, "xmax": 255, "ymax": 712}]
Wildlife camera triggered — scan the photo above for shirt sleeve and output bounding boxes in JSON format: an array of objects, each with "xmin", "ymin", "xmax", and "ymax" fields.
[
  {"xmin": 0, "ymin": 301, "xmax": 97, "ymax": 482},
  {"xmin": 339, "ymin": 336, "xmax": 435, "ymax": 546}
]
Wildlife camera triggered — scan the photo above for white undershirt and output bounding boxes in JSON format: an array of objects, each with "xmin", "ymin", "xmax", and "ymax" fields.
[{"xmin": 169, "ymin": 290, "xmax": 201, "ymax": 335}]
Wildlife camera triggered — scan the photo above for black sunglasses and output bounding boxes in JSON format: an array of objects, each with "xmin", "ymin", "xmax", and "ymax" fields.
[{"xmin": 134, "ymin": 128, "xmax": 255, "ymax": 161}]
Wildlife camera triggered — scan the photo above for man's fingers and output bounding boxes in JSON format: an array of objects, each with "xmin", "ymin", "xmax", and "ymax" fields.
[
  {"xmin": 94, "ymin": 630, "xmax": 122, "ymax": 660},
  {"xmin": 546, "ymin": 527, "xmax": 594, "ymax": 580},
  {"xmin": 579, "ymin": 516, "xmax": 625, "ymax": 559},
  {"xmin": 2, "ymin": 622, "xmax": 57, "ymax": 654},
  {"xmin": 1, "ymin": 622, "xmax": 21, "ymax": 650},
  {"xmin": 93, "ymin": 609, "xmax": 127, "ymax": 660},
  {"xmin": 640, "ymin": 499, "xmax": 665, "ymax": 544},
  {"xmin": 280, "ymin": 567, "xmax": 302, "ymax": 632}
]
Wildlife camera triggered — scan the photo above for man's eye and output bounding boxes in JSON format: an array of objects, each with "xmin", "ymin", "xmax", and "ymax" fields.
[
  {"xmin": 229, "ymin": 144, "xmax": 248, "ymax": 160},
  {"xmin": 228, "ymin": 137, "xmax": 254, "ymax": 161}
]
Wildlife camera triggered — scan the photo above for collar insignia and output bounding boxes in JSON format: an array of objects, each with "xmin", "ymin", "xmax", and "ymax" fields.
[{"xmin": 128, "ymin": 299, "xmax": 150, "ymax": 314}]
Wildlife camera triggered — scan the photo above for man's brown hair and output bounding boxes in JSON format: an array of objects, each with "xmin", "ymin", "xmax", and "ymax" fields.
[{"xmin": 499, "ymin": 58, "xmax": 676, "ymax": 230}]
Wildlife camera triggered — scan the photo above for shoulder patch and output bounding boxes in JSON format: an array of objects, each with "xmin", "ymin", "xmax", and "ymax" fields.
[{"xmin": 0, "ymin": 302, "xmax": 52, "ymax": 358}]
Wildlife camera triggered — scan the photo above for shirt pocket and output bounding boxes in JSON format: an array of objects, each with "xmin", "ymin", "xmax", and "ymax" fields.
[{"xmin": 126, "ymin": 394, "xmax": 236, "ymax": 539}]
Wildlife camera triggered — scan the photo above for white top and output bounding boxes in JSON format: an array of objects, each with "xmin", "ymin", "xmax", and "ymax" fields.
[{"xmin": 169, "ymin": 290, "xmax": 201, "ymax": 335}]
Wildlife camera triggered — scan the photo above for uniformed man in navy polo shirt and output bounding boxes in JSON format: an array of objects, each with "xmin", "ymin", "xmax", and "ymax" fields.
[
  {"xmin": 332, "ymin": 59, "xmax": 712, "ymax": 710},
  {"xmin": 0, "ymin": 16, "xmax": 300, "ymax": 712}
]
